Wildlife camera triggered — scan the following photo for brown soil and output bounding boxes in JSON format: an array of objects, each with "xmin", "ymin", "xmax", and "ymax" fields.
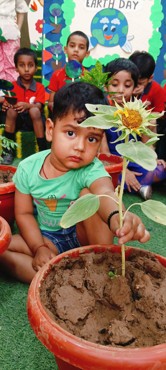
[
  {"xmin": 40, "ymin": 249, "xmax": 166, "ymax": 348},
  {"xmin": 0, "ymin": 170, "xmax": 14, "ymax": 183}
]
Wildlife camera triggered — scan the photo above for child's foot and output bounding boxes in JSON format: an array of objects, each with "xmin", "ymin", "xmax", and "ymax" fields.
[
  {"xmin": 0, "ymin": 150, "xmax": 14, "ymax": 165},
  {"xmin": 138, "ymin": 185, "xmax": 152, "ymax": 200}
]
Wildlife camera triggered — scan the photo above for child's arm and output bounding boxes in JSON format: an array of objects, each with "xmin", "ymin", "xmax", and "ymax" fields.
[
  {"xmin": 90, "ymin": 177, "xmax": 150, "ymax": 244},
  {"xmin": 15, "ymin": 189, "xmax": 56, "ymax": 269},
  {"xmin": 16, "ymin": 12, "xmax": 25, "ymax": 30},
  {"xmin": 48, "ymin": 91, "xmax": 55, "ymax": 112}
]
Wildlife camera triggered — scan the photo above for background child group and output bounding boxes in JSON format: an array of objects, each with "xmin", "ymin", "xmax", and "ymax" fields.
[{"xmin": 0, "ymin": 27, "xmax": 165, "ymax": 283}]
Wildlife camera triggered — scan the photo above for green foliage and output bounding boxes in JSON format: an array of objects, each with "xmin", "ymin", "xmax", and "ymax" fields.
[
  {"xmin": 0, "ymin": 125, "xmax": 17, "ymax": 159},
  {"xmin": 80, "ymin": 61, "xmax": 109, "ymax": 92},
  {"xmin": 61, "ymin": 194, "xmax": 100, "ymax": 228},
  {"xmin": 0, "ymin": 79, "xmax": 16, "ymax": 97}
]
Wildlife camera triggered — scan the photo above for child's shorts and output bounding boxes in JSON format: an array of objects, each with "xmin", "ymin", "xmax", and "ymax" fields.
[
  {"xmin": 16, "ymin": 111, "xmax": 45, "ymax": 131},
  {"xmin": 40, "ymin": 225, "xmax": 81, "ymax": 254}
]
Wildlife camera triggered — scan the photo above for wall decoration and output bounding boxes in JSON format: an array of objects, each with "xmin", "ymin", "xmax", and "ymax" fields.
[{"xmin": 26, "ymin": 0, "xmax": 165, "ymax": 93}]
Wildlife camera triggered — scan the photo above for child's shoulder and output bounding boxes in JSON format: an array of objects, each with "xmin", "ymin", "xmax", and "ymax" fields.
[{"xmin": 18, "ymin": 150, "xmax": 50, "ymax": 170}]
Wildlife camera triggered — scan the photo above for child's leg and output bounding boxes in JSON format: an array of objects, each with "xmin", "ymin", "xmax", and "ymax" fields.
[
  {"xmin": 76, "ymin": 189, "xmax": 114, "ymax": 246},
  {"xmin": 29, "ymin": 107, "xmax": 47, "ymax": 151},
  {"xmin": 0, "ymin": 233, "xmax": 57, "ymax": 284},
  {"xmin": 0, "ymin": 234, "xmax": 35, "ymax": 283}
]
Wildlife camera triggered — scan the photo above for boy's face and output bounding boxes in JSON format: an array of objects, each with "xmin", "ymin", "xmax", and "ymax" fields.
[
  {"xmin": 64, "ymin": 35, "xmax": 90, "ymax": 64},
  {"xmin": 46, "ymin": 110, "xmax": 103, "ymax": 173},
  {"xmin": 107, "ymin": 70, "xmax": 135, "ymax": 105},
  {"xmin": 133, "ymin": 76, "xmax": 152, "ymax": 97},
  {"xmin": 16, "ymin": 55, "xmax": 37, "ymax": 82}
]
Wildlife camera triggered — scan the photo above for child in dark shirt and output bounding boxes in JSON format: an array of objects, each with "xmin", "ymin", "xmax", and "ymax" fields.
[{"xmin": 1, "ymin": 47, "xmax": 47, "ymax": 164}]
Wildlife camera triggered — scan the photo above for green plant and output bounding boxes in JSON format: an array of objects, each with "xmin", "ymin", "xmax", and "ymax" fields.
[
  {"xmin": 0, "ymin": 79, "xmax": 16, "ymax": 98},
  {"xmin": 60, "ymin": 97, "xmax": 166, "ymax": 276},
  {"xmin": 0, "ymin": 125, "xmax": 17, "ymax": 161},
  {"xmin": 80, "ymin": 61, "xmax": 109, "ymax": 91}
]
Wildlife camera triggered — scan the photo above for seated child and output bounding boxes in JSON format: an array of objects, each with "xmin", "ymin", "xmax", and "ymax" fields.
[
  {"xmin": 129, "ymin": 50, "xmax": 166, "ymax": 160},
  {"xmin": 48, "ymin": 30, "xmax": 90, "ymax": 114},
  {"xmin": 0, "ymin": 82, "xmax": 150, "ymax": 283},
  {"xmin": 101, "ymin": 57, "xmax": 166, "ymax": 200},
  {"xmin": 1, "ymin": 47, "xmax": 47, "ymax": 164}
]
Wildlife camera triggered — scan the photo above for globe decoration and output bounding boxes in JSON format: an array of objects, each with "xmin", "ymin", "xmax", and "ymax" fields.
[{"xmin": 65, "ymin": 60, "xmax": 82, "ymax": 81}]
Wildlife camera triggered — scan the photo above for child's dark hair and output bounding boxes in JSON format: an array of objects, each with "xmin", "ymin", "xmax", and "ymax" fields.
[
  {"xmin": 104, "ymin": 57, "xmax": 139, "ymax": 87},
  {"xmin": 52, "ymin": 81, "xmax": 108, "ymax": 121},
  {"xmin": 14, "ymin": 48, "xmax": 38, "ymax": 67},
  {"xmin": 129, "ymin": 51, "xmax": 155, "ymax": 79},
  {"xmin": 66, "ymin": 31, "xmax": 89, "ymax": 51}
]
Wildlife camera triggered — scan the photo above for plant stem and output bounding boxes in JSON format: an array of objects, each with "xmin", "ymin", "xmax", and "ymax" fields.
[{"xmin": 118, "ymin": 139, "xmax": 128, "ymax": 277}]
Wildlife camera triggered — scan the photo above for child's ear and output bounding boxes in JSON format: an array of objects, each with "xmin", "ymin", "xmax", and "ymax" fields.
[
  {"xmin": 45, "ymin": 118, "xmax": 54, "ymax": 142},
  {"xmin": 148, "ymin": 74, "xmax": 153, "ymax": 83},
  {"xmin": 85, "ymin": 50, "xmax": 90, "ymax": 58}
]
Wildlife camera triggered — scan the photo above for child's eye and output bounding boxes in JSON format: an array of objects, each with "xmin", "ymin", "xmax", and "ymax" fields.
[
  {"xmin": 67, "ymin": 131, "xmax": 75, "ymax": 137},
  {"xmin": 88, "ymin": 137, "xmax": 97, "ymax": 143}
]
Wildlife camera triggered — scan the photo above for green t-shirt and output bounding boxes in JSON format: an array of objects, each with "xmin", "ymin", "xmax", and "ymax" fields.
[{"xmin": 13, "ymin": 150, "xmax": 110, "ymax": 231}]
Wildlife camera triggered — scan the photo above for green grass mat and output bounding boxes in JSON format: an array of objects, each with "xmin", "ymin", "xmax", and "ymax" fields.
[{"xmin": 0, "ymin": 181, "xmax": 165, "ymax": 369}]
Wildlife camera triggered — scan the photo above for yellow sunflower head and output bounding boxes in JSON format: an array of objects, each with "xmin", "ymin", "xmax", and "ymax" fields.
[{"xmin": 113, "ymin": 98, "xmax": 164, "ymax": 138}]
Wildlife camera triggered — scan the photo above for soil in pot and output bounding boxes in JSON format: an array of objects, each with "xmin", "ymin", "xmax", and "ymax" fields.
[
  {"xmin": 0, "ymin": 169, "xmax": 14, "ymax": 183},
  {"xmin": 40, "ymin": 248, "xmax": 166, "ymax": 348},
  {"xmin": 0, "ymin": 166, "xmax": 16, "ymax": 226}
]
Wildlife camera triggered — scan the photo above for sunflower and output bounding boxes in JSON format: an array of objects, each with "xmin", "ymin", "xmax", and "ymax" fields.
[{"xmin": 81, "ymin": 97, "xmax": 164, "ymax": 143}]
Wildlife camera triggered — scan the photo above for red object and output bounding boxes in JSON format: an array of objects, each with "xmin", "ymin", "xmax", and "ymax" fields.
[
  {"xmin": 11, "ymin": 80, "xmax": 46, "ymax": 105},
  {"xmin": 0, "ymin": 165, "xmax": 17, "ymax": 226},
  {"xmin": 141, "ymin": 80, "xmax": 165, "ymax": 112},
  {"xmin": 98, "ymin": 153, "xmax": 123, "ymax": 188},
  {"xmin": 27, "ymin": 245, "xmax": 166, "ymax": 370},
  {"xmin": 48, "ymin": 66, "xmax": 86, "ymax": 92},
  {"xmin": 0, "ymin": 216, "xmax": 11, "ymax": 254}
]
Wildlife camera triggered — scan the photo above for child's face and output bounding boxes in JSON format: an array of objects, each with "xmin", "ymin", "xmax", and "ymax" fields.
[
  {"xmin": 16, "ymin": 55, "xmax": 37, "ymax": 82},
  {"xmin": 46, "ymin": 110, "xmax": 103, "ymax": 172},
  {"xmin": 107, "ymin": 70, "xmax": 135, "ymax": 105},
  {"xmin": 133, "ymin": 77, "xmax": 152, "ymax": 97},
  {"xmin": 64, "ymin": 35, "xmax": 90, "ymax": 64}
]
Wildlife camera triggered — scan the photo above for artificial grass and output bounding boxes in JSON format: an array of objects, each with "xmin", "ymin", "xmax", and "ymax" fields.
[{"xmin": 0, "ymin": 182, "xmax": 165, "ymax": 370}]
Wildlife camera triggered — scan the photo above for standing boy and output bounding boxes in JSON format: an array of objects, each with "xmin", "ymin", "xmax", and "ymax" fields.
[
  {"xmin": 0, "ymin": 82, "xmax": 150, "ymax": 283},
  {"xmin": 48, "ymin": 31, "xmax": 90, "ymax": 113},
  {"xmin": 1, "ymin": 48, "xmax": 47, "ymax": 164}
]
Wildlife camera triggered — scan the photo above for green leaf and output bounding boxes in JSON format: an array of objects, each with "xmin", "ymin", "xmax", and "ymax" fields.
[
  {"xmin": 60, "ymin": 194, "xmax": 100, "ymax": 228},
  {"xmin": 116, "ymin": 141, "xmax": 157, "ymax": 170},
  {"xmin": 141, "ymin": 200, "xmax": 166, "ymax": 225},
  {"xmin": 80, "ymin": 115, "xmax": 115, "ymax": 129},
  {"xmin": 85, "ymin": 104, "xmax": 116, "ymax": 115}
]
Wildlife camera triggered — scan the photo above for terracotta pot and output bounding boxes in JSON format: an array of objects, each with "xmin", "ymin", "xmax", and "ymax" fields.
[
  {"xmin": 27, "ymin": 245, "xmax": 166, "ymax": 370},
  {"xmin": 0, "ymin": 165, "xmax": 17, "ymax": 226},
  {"xmin": 98, "ymin": 153, "xmax": 123, "ymax": 188},
  {"xmin": 0, "ymin": 216, "xmax": 11, "ymax": 254}
]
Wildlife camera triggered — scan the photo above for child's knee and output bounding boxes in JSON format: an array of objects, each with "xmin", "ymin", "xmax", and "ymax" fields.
[
  {"xmin": 29, "ymin": 106, "xmax": 41, "ymax": 119},
  {"xmin": 6, "ymin": 108, "xmax": 18, "ymax": 120}
]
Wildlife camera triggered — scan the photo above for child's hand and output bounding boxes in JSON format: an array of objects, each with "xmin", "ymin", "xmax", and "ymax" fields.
[
  {"xmin": 2, "ymin": 100, "xmax": 12, "ymax": 111},
  {"xmin": 125, "ymin": 169, "xmax": 142, "ymax": 192},
  {"xmin": 13, "ymin": 102, "xmax": 28, "ymax": 113},
  {"xmin": 112, "ymin": 212, "xmax": 150, "ymax": 245},
  {"xmin": 157, "ymin": 159, "xmax": 166, "ymax": 168},
  {"xmin": 32, "ymin": 245, "xmax": 56, "ymax": 272}
]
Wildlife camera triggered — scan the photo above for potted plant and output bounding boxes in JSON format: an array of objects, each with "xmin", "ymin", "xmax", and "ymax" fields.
[
  {"xmin": 0, "ymin": 121, "xmax": 17, "ymax": 225},
  {"xmin": 27, "ymin": 97, "xmax": 166, "ymax": 369},
  {"xmin": 0, "ymin": 215, "xmax": 11, "ymax": 254}
]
